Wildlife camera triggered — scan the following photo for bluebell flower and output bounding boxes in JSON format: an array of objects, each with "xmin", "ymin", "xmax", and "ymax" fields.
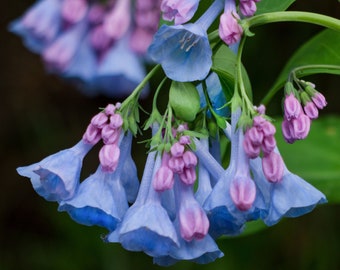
[
  {"xmin": 94, "ymin": 35, "xmax": 147, "ymax": 97},
  {"xmin": 9, "ymin": 0, "xmax": 62, "ymax": 53},
  {"xmin": 250, "ymin": 150, "xmax": 327, "ymax": 226},
  {"xmin": 106, "ymin": 125, "xmax": 179, "ymax": 257},
  {"xmin": 17, "ymin": 140, "xmax": 93, "ymax": 202},
  {"xmin": 153, "ymin": 219, "xmax": 223, "ymax": 266},
  {"xmin": 58, "ymin": 133, "xmax": 134, "ymax": 231},
  {"xmin": 148, "ymin": 0, "xmax": 224, "ymax": 82}
]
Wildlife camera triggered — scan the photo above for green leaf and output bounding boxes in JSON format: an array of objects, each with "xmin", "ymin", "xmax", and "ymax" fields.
[
  {"xmin": 267, "ymin": 29, "xmax": 340, "ymax": 100},
  {"xmin": 256, "ymin": 0, "xmax": 296, "ymax": 14},
  {"xmin": 169, "ymin": 81, "xmax": 200, "ymax": 122},
  {"xmin": 276, "ymin": 116, "xmax": 340, "ymax": 203},
  {"xmin": 212, "ymin": 44, "xmax": 252, "ymax": 101}
]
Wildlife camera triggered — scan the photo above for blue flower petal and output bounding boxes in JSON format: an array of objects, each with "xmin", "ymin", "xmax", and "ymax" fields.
[
  {"xmin": 148, "ymin": 24, "xmax": 212, "ymax": 82},
  {"xmin": 17, "ymin": 140, "xmax": 92, "ymax": 202}
]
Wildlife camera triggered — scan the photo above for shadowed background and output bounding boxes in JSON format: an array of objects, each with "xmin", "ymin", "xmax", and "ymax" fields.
[{"xmin": 1, "ymin": 1, "xmax": 340, "ymax": 269}]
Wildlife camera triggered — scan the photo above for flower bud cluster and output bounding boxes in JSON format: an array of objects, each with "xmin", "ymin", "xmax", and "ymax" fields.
[
  {"xmin": 153, "ymin": 133, "xmax": 198, "ymax": 191},
  {"xmin": 83, "ymin": 103, "xmax": 124, "ymax": 172},
  {"xmin": 243, "ymin": 108, "xmax": 284, "ymax": 183},
  {"xmin": 282, "ymin": 82, "xmax": 327, "ymax": 144}
]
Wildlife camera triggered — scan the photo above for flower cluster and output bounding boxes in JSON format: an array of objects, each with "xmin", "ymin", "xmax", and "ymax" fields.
[
  {"xmin": 14, "ymin": 0, "xmax": 336, "ymax": 266},
  {"xmin": 282, "ymin": 81, "xmax": 327, "ymax": 143},
  {"xmin": 10, "ymin": 0, "xmax": 161, "ymax": 97}
]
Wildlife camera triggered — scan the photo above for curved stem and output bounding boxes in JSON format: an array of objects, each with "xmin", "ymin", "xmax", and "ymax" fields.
[{"xmin": 244, "ymin": 11, "xmax": 340, "ymax": 32}]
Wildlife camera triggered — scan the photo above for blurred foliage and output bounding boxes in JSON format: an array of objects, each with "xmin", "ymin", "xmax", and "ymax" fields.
[{"xmin": 1, "ymin": 0, "xmax": 340, "ymax": 270}]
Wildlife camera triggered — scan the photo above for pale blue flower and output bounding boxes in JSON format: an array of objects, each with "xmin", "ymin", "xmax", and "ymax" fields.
[
  {"xmin": 148, "ymin": 0, "xmax": 224, "ymax": 82},
  {"xmin": 250, "ymin": 151, "xmax": 327, "ymax": 226},
  {"xmin": 106, "ymin": 125, "xmax": 179, "ymax": 257},
  {"xmin": 58, "ymin": 134, "xmax": 134, "ymax": 231},
  {"xmin": 9, "ymin": 0, "xmax": 62, "ymax": 53},
  {"xmin": 17, "ymin": 140, "xmax": 93, "ymax": 202},
  {"xmin": 94, "ymin": 36, "xmax": 147, "ymax": 97}
]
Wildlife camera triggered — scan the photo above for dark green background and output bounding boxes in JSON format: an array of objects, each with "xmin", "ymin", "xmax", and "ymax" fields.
[{"xmin": 1, "ymin": 1, "xmax": 340, "ymax": 269}]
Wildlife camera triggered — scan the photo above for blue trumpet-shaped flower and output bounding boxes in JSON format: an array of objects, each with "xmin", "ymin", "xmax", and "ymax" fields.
[
  {"xmin": 250, "ymin": 151, "xmax": 327, "ymax": 226},
  {"xmin": 17, "ymin": 140, "xmax": 93, "ymax": 202},
  {"xmin": 148, "ymin": 0, "xmax": 224, "ymax": 82},
  {"xmin": 58, "ymin": 133, "xmax": 134, "ymax": 231},
  {"xmin": 106, "ymin": 126, "xmax": 179, "ymax": 257},
  {"xmin": 9, "ymin": 0, "xmax": 62, "ymax": 53}
]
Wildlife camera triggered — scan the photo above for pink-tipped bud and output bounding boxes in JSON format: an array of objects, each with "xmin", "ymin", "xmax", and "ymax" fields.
[
  {"xmin": 179, "ymin": 204, "xmax": 209, "ymax": 241},
  {"xmin": 304, "ymin": 101, "xmax": 319, "ymax": 119},
  {"xmin": 168, "ymin": 156, "xmax": 185, "ymax": 173},
  {"xmin": 99, "ymin": 144, "xmax": 120, "ymax": 172},
  {"xmin": 284, "ymin": 93, "xmax": 302, "ymax": 120},
  {"xmin": 101, "ymin": 125, "xmax": 120, "ymax": 145},
  {"xmin": 170, "ymin": 142, "xmax": 185, "ymax": 157},
  {"xmin": 281, "ymin": 119, "xmax": 296, "ymax": 144},
  {"xmin": 291, "ymin": 113, "xmax": 311, "ymax": 140},
  {"xmin": 61, "ymin": 0, "xmax": 88, "ymax": 24},
  {"xmin": 179, "ymin": 167, "xmax": 196, "ymax": 185},
  {"xmin": 253, "ymin": 115, "xmax": 266, "ymax": 127},
  {"xmin": 109, "ymin": 114, "xmax": 123, "ymax": 129},
  {"xmin": 182, "ymin": 151, "xmax": 197, "ymax": 168},
  {"xmin": 261, "ymin": 135, "xmax": 276, "ymax": 155},
  {"xmin": 179, "ymin": 135, "xmax": 191, "ymax": 145},
  {"xmin": 219, "ymin": 11, "xmax": 243, "ymax": 46},
  {"xmin": 90, "ymin": 112, "xmax": 108, "ymax": 129},
  {"xmin": 230, "ymin": 176, "xmax": 256, "ymax": 211},
  {"xmin": 88, "ymin": 4, "xmax": 106, "ymax": 24},
  {"xmin": 153, "ymin": 166, "xmax": 174, "ymax": 191},
  {"xmin": 83, "ymin": 124, "xmax": 101, "ymax": 145},
  {"xmin": 262, "ymin": 152, "xmax": 284, "ymax": 183},
  {"xmin": 239, "ymin": 0, "xmax": 257, "ymax": 17},
  {"xmin": 90, "ymin": 26, "xmax": 111, "ymax": 52},
  {"xmin": 105, "ymin": 104, "xmax": 116, "ymax": 115},
  {"xmin": 243, "ymin": 136, "xmax": 261, "ymax": 159},
  {"xmin": 312, "ymin": 92, "xmax": 327, "ymax": 110},
  {"xmin": 245, "ymin": 126, "xmax": 263, "ymax": 146},
  {"xmin": 261, "ymin": 121, "xmax": 276, "ymax": 137}
]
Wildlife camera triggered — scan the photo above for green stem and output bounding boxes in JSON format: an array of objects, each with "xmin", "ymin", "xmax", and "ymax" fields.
[
  {"xmin": 120, "ymin": 64, "xmax": 161, "ymax": 110},
  {"xmin": 244, "ymin": 11, "xmax": 340, "ymax": 32}
]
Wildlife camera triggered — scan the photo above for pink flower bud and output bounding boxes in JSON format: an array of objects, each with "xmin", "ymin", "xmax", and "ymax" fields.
[
  {"xmin": 109, "ymin": 114, "xmax": 123, "ymax": 129},
  {"xmin": 253, "ymin": 115, "xmax": 266, "ymax": 127},
  {"xmin": 312, "ymin": 92, "xmax": 327, "ymax": 110},
  {"xmin": 245, "ymin": 126, "xmax": 263, "ymax": 146},
  {"xmin": 261, "ymin": 135, "xmax": 276, "ymax": 155},
  {"xmin": 89, "ymin": 26, "xmax": 111, "ymax": 52},
  {"xmin": 61, "ymin": 0, "xmax": 88, "ymax": 24},
  {"xmin": 104, "ymin": 104, "xmax": 116, "ymax": 115},
  {"xmin": 168, "ymin": 156, "xmax": 185, "ymax": 173},
  {"xmin": 182, "ymin": 151, "xmax": 197, "ymax": 168},
  {"xmin": 82, "ymin": 124, "xmax": 101, "ymax": 145},
  {"xmin": 262, "ymin": 152, "xmax": 284, "ymax": 183},
  {"xmin": 281, "ymin": 119, "xmax": 295, "ymax": 144},
  {"xmin": 88, "ymin": 4, "xmax": 106, "ymax": 24},
  {"xmin": 291, "ymin": 113, "xmax": 311, "ymax": 140},
  {"xmin": 90, "ymin": 112, "xmax": 108, "ymax": 129},
  {"xmin": 179, "ymin": 203, "xmax": 209, "ymax": 241},
  {"xmin": 170, "ymin": 142, "xmax": 185, "ymax": 157},
  {"xmin": 101, "ymin": 125, "xmax": 120, "ymax": 145},
  {"xmin": 261, "ymin": 121, "xmax": 276, "ymax": 137},
  {"xmin": 243, "ymin": 136, "xmax": 261, "ymax": 159},
  {"xmin": 230, "ymin": 176, "xmax": 256, "ymax": 211},
  {"xmin": 179, "ymin": 167, "xmax": 196, "ymax": 185},
  {"xmin": 304, "ymin": 101, "xmax": 319, "ymax": 119},
  {"xmin": 153, "ymin": 166, "xmax": 174, "ymax": 191},
  {"xmin": 284, "ymin": 93, "xmax": 302, "ymax": 120},
  {"xmin": 179, "ymin": 135, "xmax": 191, "ymax": 145},
  {"xmin": 239, "ymin": 0, "xmax": 257, "ymax": 17},
  {"xmin": 99, "ymin": 144, "xmax": 120, "ymax": 172},
  {"xmin": 219, "ymin": 11, "xmax": 243, "ymax": 46}
]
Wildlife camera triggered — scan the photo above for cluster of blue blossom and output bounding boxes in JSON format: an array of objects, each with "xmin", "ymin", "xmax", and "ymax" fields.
[
  {"xmin": 10, "ymin": 0, "xmax": 161, "ymax": 97},
  {"xmin": 16, "ymin": 0, "xmax": 329, "ymax": 266}
]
